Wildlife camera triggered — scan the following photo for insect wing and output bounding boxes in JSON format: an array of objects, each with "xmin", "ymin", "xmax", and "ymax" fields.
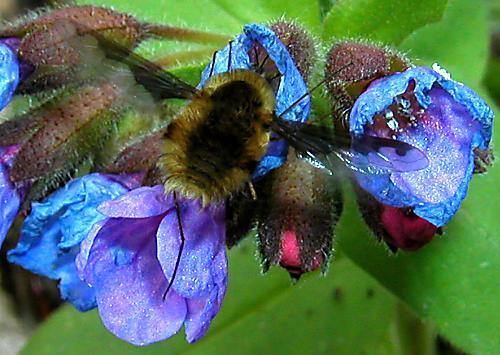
[
  {"xmin": 272, "ymin": 118, "xmax": 429, "ymax": 174},
  {"xmin": 82, "ymin": 29, "xmax": 197, "ymax": 101},
  {"xmin": 352, "ymin": 135, "xmax": 429, "ymax": 173},
  {"xmin": 12, "ymin": 17, "xmax": 196, "ymax": 100}
]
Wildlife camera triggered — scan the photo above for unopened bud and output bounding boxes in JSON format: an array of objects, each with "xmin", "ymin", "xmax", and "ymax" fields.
[
  {"xmin": 354, "ymin": 184, "xmax": 437, "ymax": 251},
  {"xmin": 325, "ymin": 41, "xmax": 411, "ymax": 98},
  {"xmin": 325, "ymin": 41, "xmax": 411, "ymax": 131},
  {"xmin": 270, "ymin": 21, "xmax": 316, "ymax": 81},
  {"xmin": 257, "ymin": 149, "xmax": 342, "ymax": 278}
]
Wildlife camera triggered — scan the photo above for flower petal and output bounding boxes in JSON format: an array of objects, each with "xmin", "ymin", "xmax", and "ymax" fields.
[
  {"xmin": 76, "ymin": 218, "xmax": 107, "ymax": 281},
  {"xmin": 0, "ymin": 158, "xmax": 21, "ymax": 248},
  {"xmin": 184, "ymin": 249, "xmax": 227, "ymax": 343},
  {"xmin": 156, "ymin": 197, "xmax": 226, "ymax": 298},
  {"xmin": 59, "ymin": 174, "xmax": 136, "ymax": 248},
  {"xmin": 391, "ymin": 88, "xmax": 478, "ymax": 203},
  {"xmin": 350, "ymin": 67, "xmax": 492, "ymax": 141},
  {"xmin": 8, "ymin": 212, "xmax": 96, "ymax": 311},
  {"xmin": 58, "ymin": 269, "xmax": 97, "ymax": 312},
  {"xmin": 97, "ymin": 185, "xmax": 173, "ymax": 218},
  {"xmin": 8, "ymin": 173, "xmax": 133, "ymax": 310},
  {"xmin": 0, "ymin": 42, "xmax": 19, "ymax": 111},
  {"xmin": 82, "ymin": 216, "xmax": 187, "ymax": 346},
  {"xmin": 243, "ymin": 23, "xmax": 310, "ymax": 123}
]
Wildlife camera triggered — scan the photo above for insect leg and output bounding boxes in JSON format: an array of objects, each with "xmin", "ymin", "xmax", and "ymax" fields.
[
  {"xmin": 269, "ymin": 72, "xmax": 282, "ymax": 83},
  {"xmin": 253, "ymin": 46, "xmax": 260, "ymax": 69},
  {"xmin": 257, "ymin": 53, "xmax": 270, "ymax": 74},
  {"xmin": 162, "ymin": 191, "xmax": 186, "ymax": 300}
]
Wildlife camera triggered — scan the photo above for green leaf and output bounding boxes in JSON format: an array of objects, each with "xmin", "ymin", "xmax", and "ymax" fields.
[
  {"xmin": 399, "ymin": 0, "xmax": 489, "ymax": 87},
  {"xmin": 322, "ymin": 0, "xmax": 447, "ymax": 45},
  {"xmin": 76, "ymin": 0, "xmax": 321, "ymax": 58},
  {"xmin": 337, "ymin": 169, "xmax": 500, "ymax": 355},
  {"xmin": 197, "ymin": 0, "xmax": 322, "ymax": 34},
  {"xmin": 22, "ymin": 244, "xmax": 400, "ymax": 354}
]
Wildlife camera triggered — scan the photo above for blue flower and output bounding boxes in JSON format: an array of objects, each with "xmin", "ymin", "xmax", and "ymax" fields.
[
  {"xmin": 0, "ymin": 145, "xmax": 25, "ymax": 248},
  {"xmin": 199, "ymin": 23, "xmax": 311, "ymax": 179},
  {"xmin": 76, "ymin": 186, "xmax": 227, "ymax": 345},
  {"xmin": 350, "ymin": 66, "xmax": 493, "ymax": 227},
  {"xmin": 0, "ymin": 39, "xmax": 19, "ymax": 111},
  {"xmin": 8, "ymin": 173, "xmax": 142, "ymax": 311}
]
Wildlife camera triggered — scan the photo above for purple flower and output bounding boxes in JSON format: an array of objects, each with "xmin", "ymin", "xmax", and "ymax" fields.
[
  {"xmin": 76, "ymin": 185, "xmax": 227, "ymax": 346},
  {"xmin": 8, "ymin": 173, "xmax": 141, "ymax": 311},
  {"xmin": 0, "ymin": 145, "xmax": 26, "ymax": 248},
  {"xmin": 350, "ymin": 66, "xmax": 493, "ymax": 227}
]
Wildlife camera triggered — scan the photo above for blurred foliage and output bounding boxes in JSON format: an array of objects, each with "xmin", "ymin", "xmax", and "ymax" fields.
[
  {"xmin": 484, "ymin": 0, "xmax": 500, "ymax": 105},
  {"xmin": 11, "ymin": 0, "xmax": 500, "ymax": 354}
]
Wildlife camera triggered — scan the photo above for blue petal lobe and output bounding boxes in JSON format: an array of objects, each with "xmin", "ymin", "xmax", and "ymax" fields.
[
  {"xmin": 0, "ymin": 42, "xmax": 19, "ymax": 112},
  {"xmin": 8, "ymin": 174, "xmax": 133, "ymax": 311},
  {"xmin": 81, "ymin": 216, "xmax": 187, "ymax": 346},
  {"xmin": 184, "ymin": 249, "xmax": 227, "ymax": 343},
  {"xmin": 156, "ymin": 196, "xmax": 226, "ymax": 298}
]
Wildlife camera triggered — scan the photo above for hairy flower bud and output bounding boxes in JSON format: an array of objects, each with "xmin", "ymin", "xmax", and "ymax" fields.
[
  {"xmin": 257, "ymin": 149, "xmax": 342, "ymax": 278},
  {"xmin": 354, "ymin": 184, "xmax": 437, "ymax": 251},
  {"xmin": 325, "ymin": 41, "xmax": 411, "ymax": 130},
  {"xmin": 270, "ymin": 21, "xmax": 316, "ymax": 82},
  {"xmin": 0, "ymin": 6, "xmax": 147, "ymax": 93}
]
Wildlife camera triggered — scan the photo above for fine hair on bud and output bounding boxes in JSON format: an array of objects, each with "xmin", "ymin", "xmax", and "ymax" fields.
[
  {"xmin": 324, "ymin": 40, "xmax": 411, "ymax": 130},
  {"xmin": 270, "ymin": 20, "xmax": 316, "ymax": 81}
]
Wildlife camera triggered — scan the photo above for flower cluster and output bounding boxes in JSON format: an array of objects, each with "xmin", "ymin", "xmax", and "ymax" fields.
[
  {"xmin": 0, "ymin": 5, "xmax": 494, "ymax": 348},
  {"xmin": 0, "ymin": 12, "xmax": 314, "ymax": 346}
]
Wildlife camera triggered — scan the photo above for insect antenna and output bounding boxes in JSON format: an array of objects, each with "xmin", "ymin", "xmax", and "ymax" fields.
[
  {"xmin": 253, "ymin": 47, "xmax": 260, "ymax": 68},
  {"xmin": 277, "ymin": 78, "xmax": 327, "ymax": 119},
  {"xmin": 227, "ymin": 40, "xmax": 233, "ymax": 72},
  {"xmin": 209, "ymin": 50, "xmax": 218, "ymax": 78},
  {"xmin": 277, "ymin": 61, "xmax": 355, "ymax": 120},
  {"xmin": 162, "ymin": 191, "xmax": 186, "ymax": 301}
]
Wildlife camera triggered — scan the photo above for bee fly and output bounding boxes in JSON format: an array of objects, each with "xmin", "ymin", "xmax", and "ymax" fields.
[{"xmin": 91, "ymin": 27, "xmax": 429, "ymax": 293}]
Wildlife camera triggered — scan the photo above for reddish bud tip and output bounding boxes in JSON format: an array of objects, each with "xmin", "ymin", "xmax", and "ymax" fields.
[
  {"xmin": 279, "ymin": 230, "xmax": 323, "ymax": 279},
  {"xmin": 354, "ymin": 184, "xmax": 438, "ymax": 252},
  {"xmin": 279, "ymin": 231, "xmax": 301, "ymax": 270},
  {"xmin": 257, "ymin": 149, "xmax": 341, "ymax": 276},
  {"xmin": 381, "ymin": 206, "xmax": 437, "ymax": 251}
]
